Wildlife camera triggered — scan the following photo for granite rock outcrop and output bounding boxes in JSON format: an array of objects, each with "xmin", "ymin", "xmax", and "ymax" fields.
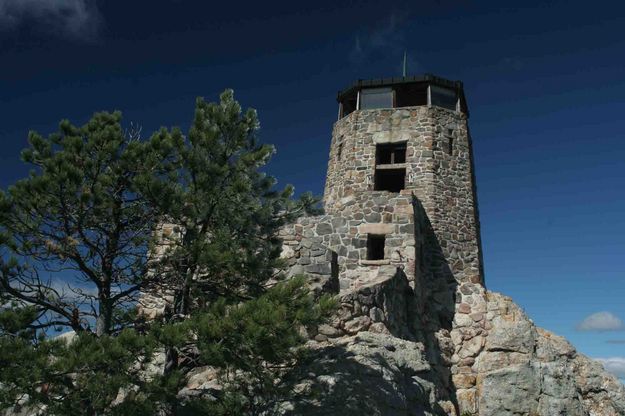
[{"xmin": 269, "ymin": 271, "xmax": 625, "ymax": 415}]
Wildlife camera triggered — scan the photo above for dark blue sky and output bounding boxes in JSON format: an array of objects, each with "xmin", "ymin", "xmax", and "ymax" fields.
[{"xmin": 1, "ymin": 0, "xmax": 624, "ymax": 377}]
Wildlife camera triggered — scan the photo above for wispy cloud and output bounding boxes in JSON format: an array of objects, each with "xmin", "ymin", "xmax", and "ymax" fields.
[
  {"xmin": 349, "ymin": 13, "xmax": 422, "ymax": 75},
  {"xmin": 0, "ymin": 0, "xmax": 102, "ymax": 40},
  {"xmin": 596, "ymin": 357, "xmax": 625, "ymax": 379},
  {"xmin": 47, "ymin": 280, "xmax": 99, "ymax": 301},
  {"xmin": 576, "ymin": 311, "xmax": 624, "ymax": 332}
]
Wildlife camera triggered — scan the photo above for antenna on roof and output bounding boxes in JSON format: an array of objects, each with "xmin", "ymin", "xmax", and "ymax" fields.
[{"xmin": 402, "ymin": 50, "xmax": 407, "ymax": 77}]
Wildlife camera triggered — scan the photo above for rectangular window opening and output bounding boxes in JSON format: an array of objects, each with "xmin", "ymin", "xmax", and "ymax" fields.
[
  {"xmin": 360, "ymin": 87, "xmax": 393, "ymax": 110},
  {"xmin": 448, "ymin": 137, "xmax": 454, "ymax": 155},
  {"xmin": 376, "ymin": 143, "xmax": 406, "ymax": 165},
  {"xmin": 374, "ymin": 168, "xmax": 406, "ymax": 192},
  {"xmin": 339, "ymin": 91, "xmax": 358, "ymax": 118},
  {"xmin": 395, "ymin": 83, "xmax": 428, "ymax": 107},
  {"xmin": 375, "ymin": 142, "xmax": 406, "ymax": 192},
  {"xmin": 367, "ymin": 235, "xmax": 386, "ymax": 260},
  {"xmin": 430, "ymin": 85, "xmax": 458, "ymax": 111}
]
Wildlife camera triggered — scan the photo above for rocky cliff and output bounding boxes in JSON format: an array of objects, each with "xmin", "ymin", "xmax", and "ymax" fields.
[
  {"xmin": 137, "ymin": 197, "xmax": 625, "ymax": 415},
  {"xmin": 266, "ymin": 268, "xmax": 625, "ymax": 416}
]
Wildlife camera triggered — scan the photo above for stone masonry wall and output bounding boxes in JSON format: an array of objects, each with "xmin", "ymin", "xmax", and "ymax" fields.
[
  {"xmin": 279, "ymin": 192, "xmax": 421, "ymax": 296},
  {"xmin": 323, "ymin": 106, "xmax": 483, "ymax": 288}
]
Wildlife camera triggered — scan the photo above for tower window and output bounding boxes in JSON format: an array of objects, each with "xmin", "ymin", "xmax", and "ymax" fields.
[
  {"xmin": 376, "ymin": 143, "xmax": 406, "ymax": 165},
  {"xmin": 339, "ymin": 94, "xmax": 357, "ymax": 118},
  {"xmin": 367, "ymin": 235, "xmax": 385, "ymax": 260},
  {"xmin": 443, "ymin": 129, "xmax": 454, "ymax": 155},
  {"xmin": 431, "ymin": 85, "xmax": 458, "ymax": 111},
  {"xmin": 395, "ymin": 83, "xmax": 428, "ymax": 107},
  {"xmin": 374, "ymin": 142, "xmax": 406, "ymax": 192},
  {"xmin": 374, "ymin": 169, "xmax": 405, "ymax": 192},
  {"xmin": 337, "ymin": 142, "xmax": 343, "ymax": 160},
  {"xmin": 360, "ymin": 88, "xmax": 393, "ymax": 110}
]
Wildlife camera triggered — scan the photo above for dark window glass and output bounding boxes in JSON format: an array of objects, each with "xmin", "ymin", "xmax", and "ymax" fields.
[
  {"xmin": 395, "ymin": 83, "xmax": 428, "ymax": 107},
  {"xmin": 339, "ymin": 91, "xmax": 358, "ymax": 118},
  {"xmin": 360, "ymin": 87, "xmax": 393, "ymax": 110},
  {"xmin": 431, "ymin": 85, "xmax": 457, "ymax": 111}
]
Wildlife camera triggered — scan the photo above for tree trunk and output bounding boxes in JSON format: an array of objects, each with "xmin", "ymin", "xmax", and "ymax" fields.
[{"xmin": 96, "ymin": 284, "xmax": 111, "ymax": 336}]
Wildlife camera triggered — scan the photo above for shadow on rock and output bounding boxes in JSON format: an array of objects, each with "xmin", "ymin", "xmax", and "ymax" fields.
[{"xmin": 279, "ymin": 336, "xmax": 449, "ymax": 416}]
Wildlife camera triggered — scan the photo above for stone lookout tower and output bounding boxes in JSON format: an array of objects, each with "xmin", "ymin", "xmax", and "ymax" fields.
[{"xmin": 280, "ymin": 74, "xmax": 484, "ymax": 324}]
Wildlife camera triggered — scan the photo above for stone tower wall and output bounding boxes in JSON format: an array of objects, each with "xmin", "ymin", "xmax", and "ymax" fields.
[{"xmin": 323, "ymin": 106, "xmax": 483, "ymax": 288}]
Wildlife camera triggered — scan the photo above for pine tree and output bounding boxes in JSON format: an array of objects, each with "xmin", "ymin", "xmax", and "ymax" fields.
[
  {"xmin": 142, "ymin": 90, "xmax": 321, "ymax": 316},
  {"xmin": 137, "ymin": 89, "xmax": 328, "ymax": 414},
  {"xmin": 0, "ymin": 91, "xmax": 333, "ymax": 415},
  {"xmin": 0, "ymin": 112, "xmax": 163, "ymax": 338}
]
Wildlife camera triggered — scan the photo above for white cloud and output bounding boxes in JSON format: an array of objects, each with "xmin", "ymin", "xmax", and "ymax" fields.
[
  {"xmin": 0, "ymin": 0, "xmax": 101, "ymax": 39},
  {"xmin": 596, "ymin": 357, "xmax": 625, "ymax": 379},
  {"xmin": 577, "ymin": 311, "xmax": 625, "ymax": 332},
  {"xmin": 47, "ymin": 280, "xmax": 98, "ymax": 301}
]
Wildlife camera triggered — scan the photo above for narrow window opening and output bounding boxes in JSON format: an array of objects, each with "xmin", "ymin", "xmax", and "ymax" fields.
[
  {"xmin": 443, "ymin": 129, "xmax": 454, "ymax": 155},
  {"xmin": 331, "ymin": 251, "xmax": 339, "ymax": 279},
  {"xmin": 327, "ymin": 251, "xmax": 339, "ymax": 293},
  {"xmin": 337, "ymin": 142, "xmax": 343, "ymax": 160},
  {"xmin": 367, "ymin": 235, "xmax": 385, "ymax": 260},
  {"xmin": 339, "ymin": 92, "xmax": 358, "ymax": 118}
]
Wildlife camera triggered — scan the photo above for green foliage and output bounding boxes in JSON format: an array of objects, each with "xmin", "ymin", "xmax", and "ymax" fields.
[
  {"xmin": 143, "ymin": 90, "xmax": 321, "ymax": 314},
  {"xmin": 0, "ymin": 111, "xmax": 165, "ymax": 336},
  {"xmin": 0, "ymin": 330, "xmax": 159, "ymax": 415},
  {"xmin": 193, "ymin": 275, "xmax": 333, "ymax": 374},
  {"xmin": 0, "ymin": 90, "xmax": 331, "ymax": 415},
  {"xmin": 0, "ymin": 302, "xmax": 38, "ymax": 339},
  {"xmin": 158, "ymin": 276, "xmax": 336, "ymax": 415},
  {"xmin": 0, "ymin": 278, "xmax": 335, "ymax": 415}
]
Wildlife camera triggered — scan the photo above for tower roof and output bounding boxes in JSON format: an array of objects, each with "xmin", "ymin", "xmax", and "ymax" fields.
[{"xmin": 337, "ymin": 74, "xmax": 469, "ymax": 116}]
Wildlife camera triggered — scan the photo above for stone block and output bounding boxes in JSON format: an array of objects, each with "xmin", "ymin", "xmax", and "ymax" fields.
[
  {"xmin": 358, "ymin": 223, "xmax": 394, "ymax": 235},
  {"xmin": 456, "ymin": 388, "xmax": 478, "ymax": 414},
  {"xmin": 368, "ymin": 322, "xmax": 391, "ymax": 334},
  {"xmin": 318, "ymin": 324, "xmax": 341, "ymax": 337},
  {"xmin": 457, "ymin": 303, "xmax": 471, "ymax": 314},
  {"xmin": 316, "ymin": 223, "xmax": 333, "ymax": 235},
  {"xmin": 369, "ymin": 307, "xmax": 385, "ymax": 322},
  {"xmin": 343, "ymin": 316, "xmax": 372, "ymax": 334},
  {"xmin": 304, "ymin": 263, "xmax": 331, "ymax": 275},
  {"xmin": 452, "ymin": 374, "xmax": 476, "ymax": 389}
]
